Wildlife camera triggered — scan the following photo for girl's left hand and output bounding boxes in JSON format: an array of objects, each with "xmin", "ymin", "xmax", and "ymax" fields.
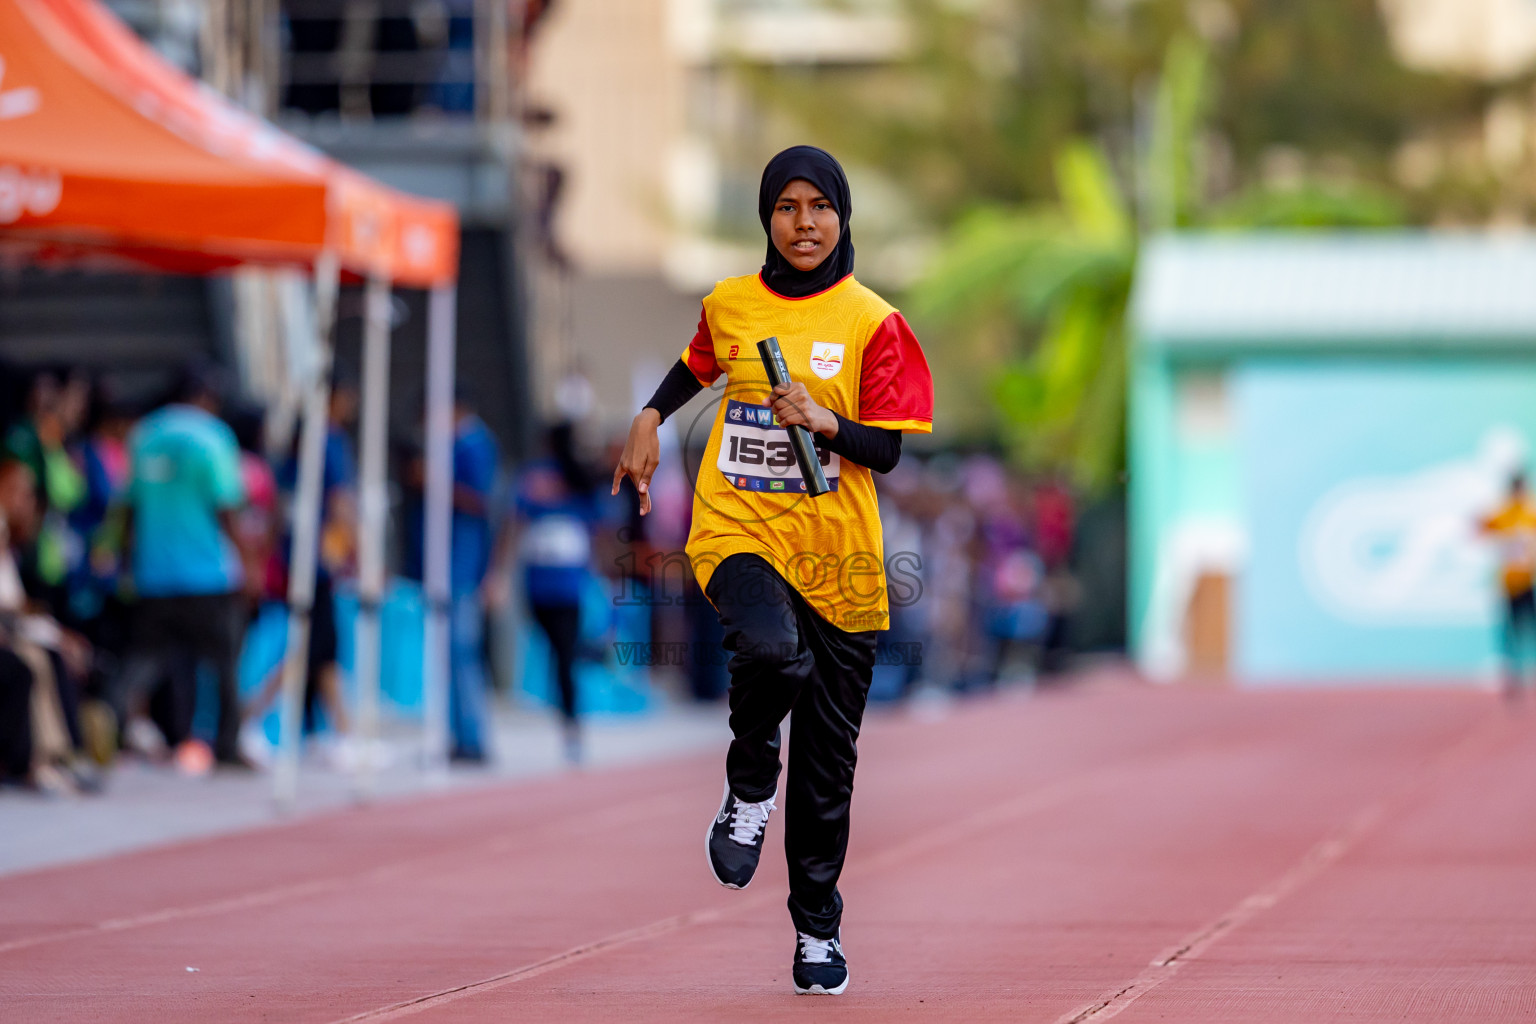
[{"xmin": 770, "ymin": 383, "xmax": 839, "ymax": 438}]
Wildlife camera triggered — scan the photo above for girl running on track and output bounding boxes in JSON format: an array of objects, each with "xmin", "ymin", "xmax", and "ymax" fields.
[{"xmin": 612, "ymin": 145, "xmax": 933, "ymax": 995}]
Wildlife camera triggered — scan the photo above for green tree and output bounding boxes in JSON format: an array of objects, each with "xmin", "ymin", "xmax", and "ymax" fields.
[
  {"xmin": 740, "ymin": 0, "xmax": 1487, "ymax": 223},
  {"xmin": 906, "ymin": 34, "xmax": 1406, "ymax": 490},
  {"xmin": 734, "ymin": 2, "xmax": 1484, "ymax": 487},
  {"xmin": 911, "ymin": 143, "xmax": 1134, "ymax": 489}
]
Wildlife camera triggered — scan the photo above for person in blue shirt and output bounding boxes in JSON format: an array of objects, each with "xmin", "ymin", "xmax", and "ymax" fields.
[
  {"xmin": 445, "ymin": 394, "xmax": 499, "ymax": 762},
  {"xmin": 401, "ymin": 390, "xmax": 500, "ymax": 763},
  {"xmin": 113, "ymin": 365, "xmax": 250, "ymax": 769},
  {"xmin": 487, "ymin": 423, "xmax": 597, "ymax": 763},
  {"xmin": 271, "ymin": 377, "xmax": 359, "ymax": 738}
]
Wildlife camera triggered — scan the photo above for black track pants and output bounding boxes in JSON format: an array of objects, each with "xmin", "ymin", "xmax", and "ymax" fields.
[
  {"xmin": 114, "ymin": 593, "xmax": 243, "ymax": 760},
  {"xmin": 0, "ymin": 648, "xmax": 33, "ymax": 781},
  {"xmin": 706, "ymin": 553, "xmax": 878, "ymax": 939},
  {"xmin": 531, "ymin": 603, "xmax": 581, "ymax": 723}
]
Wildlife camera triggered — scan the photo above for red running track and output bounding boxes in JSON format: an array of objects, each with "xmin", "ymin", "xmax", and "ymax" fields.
[{"xmin": 4, "ymin": 683, "xmax": 1535, "ymax": 1023}]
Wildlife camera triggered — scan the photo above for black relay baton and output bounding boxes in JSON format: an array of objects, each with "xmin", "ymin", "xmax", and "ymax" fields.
[{"xmin": 757, "ymin": 336, "xmax": 831, "ymax": 498}]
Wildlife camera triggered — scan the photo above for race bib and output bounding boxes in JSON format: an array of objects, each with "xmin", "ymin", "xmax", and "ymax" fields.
[
  {"xmin": 1501, "ymin": 528, "xmax": 1536, "ymax": 571},
  {"xmin": 716, "ymin": 400, "xmax": 840, "ymax": 493}
]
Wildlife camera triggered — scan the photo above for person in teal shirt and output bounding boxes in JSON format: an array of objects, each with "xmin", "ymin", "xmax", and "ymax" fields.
[
  {"xmin": 113, "ymin": 366, "xmax": 250, "ymax": 768},
  {"xmin": 127, "ymin": 409, "xmax": 244, "ymax": 597}
]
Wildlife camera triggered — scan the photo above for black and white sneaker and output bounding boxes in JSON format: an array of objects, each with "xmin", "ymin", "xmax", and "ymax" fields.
[
  {"xmin": 792, "ymin": 931, "xmax": 848, "ymax": 995},
  {"xmin": 705, "ymin": 780, "xmax": 775, "ymax": 889}
]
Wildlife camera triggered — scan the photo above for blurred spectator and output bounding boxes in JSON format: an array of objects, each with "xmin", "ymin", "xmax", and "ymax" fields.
[
  {"xmin": 398, "ymin": 433, "xmax": 427, "ymax": 582},
  {"xmin": 970, "ymin": 466, "xmax": 1048, "ymax": 685},
  {"xmin": 412, "ymin": 390, "xmax": 499, "ymax": 763},
  {"xmin": 314, "ymin": 376, "xmax": 360, "ymax": 580},
  {"xmin": 258, "ymin": 379, "xmax": 357, "ymax": 739},
  {"xmin": 0, "ymin": 458, "xmax": 98, "ymax": 793},
  {"xmin": 1032, "ymin": 479, "xmax": 1080, "ymax": 674},
  {"xmin": 862, "ymin": 458, "xmax": 1093, "ymax": 694},
  {"xmin": 488, "ymin": 423, "xmax": 597, "ymax": 763},
  {"xmin": 1479, "ymin": 471, "xmax": 1536, "ymax": 699},
  {"xmin": 5, "ymin": 371, "xmax": 88, "ymax": 616},
  {"xmin": 925, "ymin": 463, "xmax": 979, "ymax": 689},
  {"xmin": 984, "ymin": 542, "xmax": 1047, "ymax": 684},
  {"xmin": 1033, "ymin": 479, "xmax": 1076, "ymax": 572},
  {"xmin": 871, "ymin": 466, "xmax": 927, "ymax": 701},
  {"xmin": 0, "ymin": 366, "xmax": 1106, "ymax": 792},
  {"xmin": 112, "ymin": 365, "xmax": 251, "ymax": 771},
  {"xmin": 229, "ymin": 404, "xmax": 278, "ymax": 611},
  {"xmin": 64, "ymin": 384, "xmax": 136, "ymax": 765},
  {"xmin": 66, "ymin": 383, "xmax": 133, "ymax": 628},
  {"xmin": 0, "ymin": 460, "xmax": 46, "ymax": 787}
]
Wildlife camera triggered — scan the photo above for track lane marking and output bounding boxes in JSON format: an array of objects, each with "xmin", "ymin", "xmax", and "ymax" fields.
[
  {"xmin": 325, "ymin": 720, "xmax": 1421, "ymax": 1022},
  {"xmin": 332, "ymin": 901, "xmax": 773, "ymax": 1022},
  {"xmin": 325, "ymin": 764, "xmax": 1130, "ymax": 1022},
  {"xmin": 0, "ymin": 726, "xmax": 1126, "ymax": 961},
  {"xmin": 0, "ymin": 790, "xmax": 682, "ymax": 956},
  {"xmin": 1054, "ymin": 713, "xmax": 1511, "ymax": 1024},
  {"xmin": 10, "ymin": 693, "xmax": 1480, "ymax": 1019}
]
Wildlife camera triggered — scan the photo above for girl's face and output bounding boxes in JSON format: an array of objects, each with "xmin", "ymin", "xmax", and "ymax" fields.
[{"xmin": 770, "ymin": 179, "xmax": 840, "ymax": 272}]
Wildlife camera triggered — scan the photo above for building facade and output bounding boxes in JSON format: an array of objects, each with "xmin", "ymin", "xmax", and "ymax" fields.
[
  {"xmin": 523, "ymin": 0, "xmax": 903, "ymax": 436},
  {"xmin": 1130, "ymin": 234, "xmax": 1536, "ymax": 685}
]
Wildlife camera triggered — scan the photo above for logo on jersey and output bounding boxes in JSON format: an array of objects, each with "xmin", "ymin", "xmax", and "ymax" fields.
[{"xmin": 809, "ymin": 342, "xmax": 844, "ymax": 380}]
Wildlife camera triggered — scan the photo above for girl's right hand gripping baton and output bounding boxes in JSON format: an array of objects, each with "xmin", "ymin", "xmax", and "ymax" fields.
[{"xmin": 757, "ymin": 337, "xmax": 831, "ymax": 498}]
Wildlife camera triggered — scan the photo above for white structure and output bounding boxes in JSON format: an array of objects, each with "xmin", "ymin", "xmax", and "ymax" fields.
[{"xmin": 1382, "ymin": 0, "xmax": 1536, "ymax": 79}]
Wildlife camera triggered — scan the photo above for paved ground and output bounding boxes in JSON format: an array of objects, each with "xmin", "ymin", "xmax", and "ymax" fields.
[
  {"xmin": 3, "ymin": 681, "xmax": 1534, "ymax": 1022},
  {"xmin": 0, "ymin": 702, "xmax": 728, "ymax": 876}
]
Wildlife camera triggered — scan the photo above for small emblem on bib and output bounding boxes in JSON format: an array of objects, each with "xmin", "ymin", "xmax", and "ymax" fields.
[{"xmin": 809, "ymin": 342, "xmax": 844, "ymax": 380}]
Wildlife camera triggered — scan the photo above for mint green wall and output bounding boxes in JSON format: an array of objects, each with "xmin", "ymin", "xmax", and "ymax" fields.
[
  {"xmin": 1128, "ymin": 353, "xmax": 1172, "ymax": 652},
  {"xmin": 1128, "ymin": 357, "xmax": 1241, "ymax": 662},
  {"xmin": 1128, "ymin": 234, "xmax": 1536, "ymax": 678}
]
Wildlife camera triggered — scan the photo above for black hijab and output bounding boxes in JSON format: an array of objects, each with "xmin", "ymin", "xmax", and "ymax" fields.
[{"xmin": 758, "ymin": 146, "xmax": 855, "ymax": 299}]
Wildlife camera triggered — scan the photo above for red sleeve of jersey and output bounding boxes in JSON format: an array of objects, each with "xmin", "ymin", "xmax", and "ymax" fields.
[
  {"xmin": 679, "ymin": 306, "xmax": 722, "ymax": 385},
  {"xmin": 859, "ymin": 312, "xmax": 933, "ymax": 433}
]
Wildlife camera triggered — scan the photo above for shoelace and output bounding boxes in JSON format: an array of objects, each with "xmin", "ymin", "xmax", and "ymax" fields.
[
  {"xmin": 798, "ymin": 933, "xmax": 839, "ymax": 964},
  {"xmin": 729, "ymin": 795, "xmax": 775, "ymax": 846}
]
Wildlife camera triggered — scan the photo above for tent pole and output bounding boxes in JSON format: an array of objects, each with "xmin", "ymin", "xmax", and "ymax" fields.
[
  {"xmin": 274, "ymin": 253, "xmax": 339, "ymax": 810},
  {"xmin": 422, "ymin": 283, "xmax": 457, "ymax": 773},
  {"xmin": 353, "ymin": 274, "xmax": 392, "ymax": 799}
]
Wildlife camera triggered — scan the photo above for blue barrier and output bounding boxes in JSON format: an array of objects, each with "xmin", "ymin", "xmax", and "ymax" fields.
[
  {"xmin": 516, "ymin": 575, "xmax": 653, "ymax": 716},
  {"xmin": 231, "ymin": 575, "xmax": 655, "ymax": 745},
  {"xmin": 237, "ymin": 581, "xmax": 426, "ymax": 744}
]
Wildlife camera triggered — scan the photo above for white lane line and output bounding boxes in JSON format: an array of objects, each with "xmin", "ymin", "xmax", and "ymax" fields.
[
  {"xmin": 326, "ymin": 765, "xmax": 1128, "ymax": 1023},
  {"xmin": 0, "ymin": 792, "xmax": 679, "ymax": 957},
  {"xmin": 333, "ymin": 903, "xmax": 762, "ymax": 1023},
  {"xmin": 1054, "ymin": 714, "xmax": 1511, "ymax": 1024}
]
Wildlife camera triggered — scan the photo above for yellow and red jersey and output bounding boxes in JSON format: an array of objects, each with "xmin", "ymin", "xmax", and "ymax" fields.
[
  {"xmin": 679, "ymin": 272, "xmax": 933, "ymax": 631},
  {"xmin": 1483, "ymin": 497, "xmax": 1536, "ymax": 597}
]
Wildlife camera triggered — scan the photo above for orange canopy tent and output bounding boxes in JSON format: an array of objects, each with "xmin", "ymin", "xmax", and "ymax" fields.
[
  {"xmin": 0, "ymin": 0, "xmax": 463, "ymax": 799},
  {"xmin": 0, "ymin": 0, "xmax": 457, "ymax": 285}
]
